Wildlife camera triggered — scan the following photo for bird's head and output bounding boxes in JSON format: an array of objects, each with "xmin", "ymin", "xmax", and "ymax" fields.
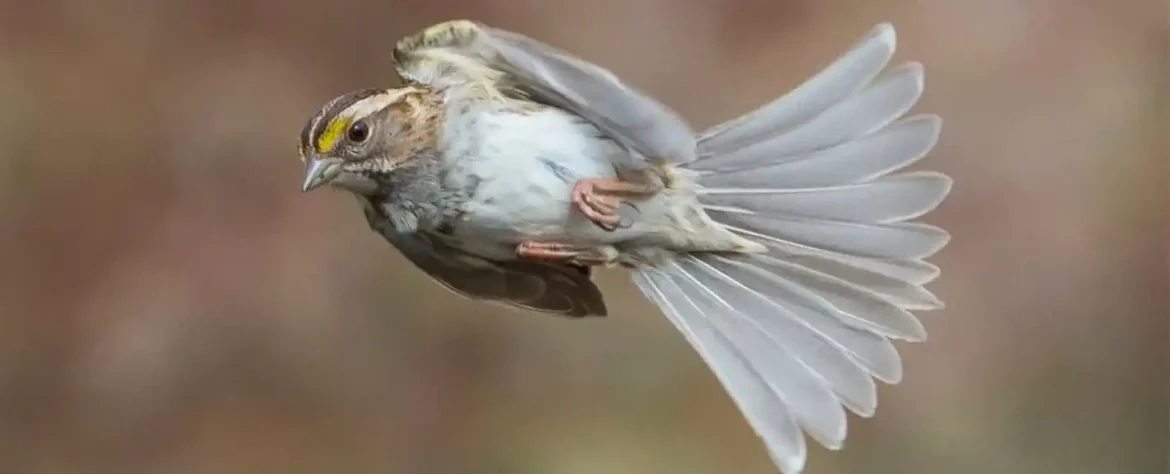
[{"xmin": 298, "ymin": 86, "xmax": 441, "ymax": 195}]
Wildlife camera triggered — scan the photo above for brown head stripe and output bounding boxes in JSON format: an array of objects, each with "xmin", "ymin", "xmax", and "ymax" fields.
[{"xmin": 299, "ymin": 88, "xmax": 385, "ymax": 155}]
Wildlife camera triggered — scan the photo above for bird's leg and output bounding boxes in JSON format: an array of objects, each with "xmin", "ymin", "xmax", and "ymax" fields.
[
  {"xmin": 570, "ymin": 177, "xmax": 659, "ymax": 231},
  {"xmin": 516, "ymin": 241, "xmax": 619, "ymax": 266}
]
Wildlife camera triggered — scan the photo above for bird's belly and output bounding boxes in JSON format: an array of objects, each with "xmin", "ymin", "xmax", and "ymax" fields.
[
  {"xmin": 442, "ymin": 153, "xmax": 661, "ymax": 261},
  {"xmin": 435, "ymin": 106, "xmax": 671, "ymax": 261}
]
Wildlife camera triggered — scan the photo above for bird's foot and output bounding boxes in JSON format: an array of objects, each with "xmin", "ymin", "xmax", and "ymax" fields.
[
  {"xmin": 570, "ymin": 178, "xmax": 658, "ymax": 231},
  {"xmin": 516, "ymin": 241, "xmax": 619, "ymax": 266}
]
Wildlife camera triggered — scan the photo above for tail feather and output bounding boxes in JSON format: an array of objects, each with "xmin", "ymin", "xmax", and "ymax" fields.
[
  {"xmin": 629, "ymin": 23, "xmax": 950, "ymax": 474},
  {"xmin": 697, "ymin": 114, "xmax": 941, "ymax": 189},
  {"xmin": 735, "ymin": 255, "xmax": 927, "ymax": 340},
  {"xmin": 639, "ymin": 258, "xmax": 906, "ymax": 384},
  {"xmin": 698, "ymin": 171, "xmax": 952, "ymax": 224},
  {"xmin": 699, "ymin": 24, "xmax": 898, "ymax": 154},
  {"xmin": 705, "ymin": 211, "xmax": 950, "ymax": 260},
  {"xmin": 763, "ymin": 237, "xmax": 942, "ymax": 285},
  {"xmin": 677, "ymin": 257, "xmax": 881, "ymax": 418},
  {"xmin": 691, "ymin": 62, "xmax": 925, "ymax": 171},
  {"xmin": 770, "ymin": 251, "xmax": 944, "ymax": 310},
  {"xmin": 671, "ymin": 259, "xmax": 849, "ymax": 450},
  {"xmin": 633, "ymin": 269, "xmax": 810, "ymax": 474}
]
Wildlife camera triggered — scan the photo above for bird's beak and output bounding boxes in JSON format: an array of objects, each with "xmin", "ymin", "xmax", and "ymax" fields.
[{"xmin": 301, "ymin": 156, "xmax": 344, "ymax": 192}]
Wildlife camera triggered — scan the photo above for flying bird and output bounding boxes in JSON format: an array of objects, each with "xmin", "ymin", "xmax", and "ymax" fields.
[{"xmin": 298, "ymin": 20, "xmax": 951, "ymax": 473}]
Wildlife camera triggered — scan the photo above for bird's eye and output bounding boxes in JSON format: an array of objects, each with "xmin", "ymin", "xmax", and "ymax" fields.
[{"xmin": 347, "ymin": 121, "xmax": 370, "ymax": 142}]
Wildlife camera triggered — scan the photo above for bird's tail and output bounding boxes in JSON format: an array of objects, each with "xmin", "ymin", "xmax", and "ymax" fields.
[{"xmin": 630, "ymin": 24, "xmax": 951, "ymax": 474}]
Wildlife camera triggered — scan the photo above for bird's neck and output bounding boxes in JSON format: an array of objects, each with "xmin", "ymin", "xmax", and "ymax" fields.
[{"xmin": 364, "ymin": 151, "xmax": 449, "ymax": 235}]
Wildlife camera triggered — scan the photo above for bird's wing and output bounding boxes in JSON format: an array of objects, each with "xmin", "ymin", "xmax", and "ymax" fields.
[
  {"xmin": 361, "ymin": 202, "xmax": 607, "ymax": 317},
  {"xmin": 393, "ymin": 20, "xmax": 697, "ymax": 169}
]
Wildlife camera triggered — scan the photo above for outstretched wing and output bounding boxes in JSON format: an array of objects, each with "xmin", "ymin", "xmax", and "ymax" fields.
[
  {"xmin": 361, "ymin": 200, "xmax": 607, "ymax": 318},
  {"xmin": 393, "ymin": 20, "xmax": 697, "ymax": 169}
]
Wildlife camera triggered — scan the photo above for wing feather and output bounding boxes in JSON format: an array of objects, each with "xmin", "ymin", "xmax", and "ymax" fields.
[
  {"xmin": 361, "ymin": 198, "xmax": 607, "ymax": 317},
  {"xmin": 394, "ymin": 20, "xmax": 696, "ymax": 169}
]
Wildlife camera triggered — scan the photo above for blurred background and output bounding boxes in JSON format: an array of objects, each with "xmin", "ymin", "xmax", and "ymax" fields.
[{"xmin": 0, "ymin": 1, "xmax": 1166, "ymax": 473}]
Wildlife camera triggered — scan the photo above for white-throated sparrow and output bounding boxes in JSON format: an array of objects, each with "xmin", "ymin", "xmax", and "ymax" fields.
[{"xmin": 298, "ymin": 20, "xmax": 950, "ymax": 474}]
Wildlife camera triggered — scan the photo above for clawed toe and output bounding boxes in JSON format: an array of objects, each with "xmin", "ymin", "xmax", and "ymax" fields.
[
  {"xmin": 579, "ymin": 198, "xmax": 622, "ymax": 230},
  {"xmin": 516, "ymin": 241, "xmax": 618, "ymax": 266},
  {"xmin": 571, "ymin": 177, "xmax": 657, "ymax": 231}
]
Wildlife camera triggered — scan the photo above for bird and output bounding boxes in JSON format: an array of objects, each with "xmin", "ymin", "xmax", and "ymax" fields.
[{"xmin": 298, "ymin": 19, "xmax": 951, "ymax": 474}]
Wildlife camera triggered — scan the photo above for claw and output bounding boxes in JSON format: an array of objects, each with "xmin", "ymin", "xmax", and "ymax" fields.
[
  {"xmin": 570, "ymin": 178, "xmax": 658, "ymax": 231},
  {"xmin": 517, "ymin": 241, "xmax": 618, "ymax": 266},
  {"xmin": 517, "ymin": 242, "xmax": 580, "ymax": 260},
  {"xmin": 587, "ymin": 195, "xmax": 621, "ymax": 213}
]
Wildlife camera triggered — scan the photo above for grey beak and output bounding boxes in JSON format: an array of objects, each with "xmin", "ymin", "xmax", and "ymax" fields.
[{"xmin": 301, "ymin": 157, "xmax": 344, "ymax": 192}]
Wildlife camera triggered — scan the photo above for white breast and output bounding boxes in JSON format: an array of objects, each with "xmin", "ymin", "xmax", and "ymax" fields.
[{"xmin": 436, "ymin": 104, "xmax": 648, "ymax": 260}]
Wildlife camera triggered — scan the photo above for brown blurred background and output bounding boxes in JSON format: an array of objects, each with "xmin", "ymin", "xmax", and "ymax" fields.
[{"xmin": 0, "ymin": 1, "xmax": 1166, "ymax": 473}]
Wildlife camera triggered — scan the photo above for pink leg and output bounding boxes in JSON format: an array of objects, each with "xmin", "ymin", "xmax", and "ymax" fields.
[
  {"xmin": 516, "ymin": 241, "xmax": 617, "ymax": 266},
  {"xmin": 570, "ymin": 177, "xmax": 659, "ymax": 231}
]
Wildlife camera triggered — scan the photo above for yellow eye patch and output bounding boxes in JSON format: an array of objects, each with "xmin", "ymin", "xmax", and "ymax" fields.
[{"xmin": 315, "ymin": 116, "xmax": 352, "ymax": 153}]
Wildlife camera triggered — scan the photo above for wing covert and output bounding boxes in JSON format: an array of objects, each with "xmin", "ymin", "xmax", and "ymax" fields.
[{"xmin": 394, "ymin": 20, "xmax": 697, "ymax": 168}]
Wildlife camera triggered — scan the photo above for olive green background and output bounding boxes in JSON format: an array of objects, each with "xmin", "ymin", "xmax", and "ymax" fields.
[{"xmin": 0, "ymin": 1, "xmax": 1165, "ymax": 473}]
